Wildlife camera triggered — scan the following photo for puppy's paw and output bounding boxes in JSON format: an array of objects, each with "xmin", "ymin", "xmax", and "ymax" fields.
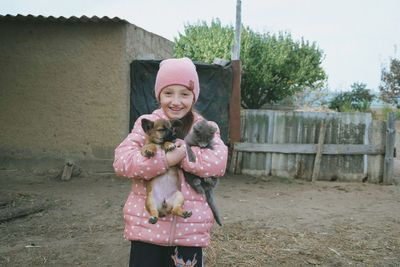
[
  {"xmin": 149, "ymin": 216, "xmax": 158, "ymax": 224},
  {"xmin": 144, "ymin": 149, "xmax": 155, "ymax": 157},
  {"xmin": 183, "ymin": 211, "xmax": 192, "ymax": 218},
  {"xmin": 141, "ymin": 144, "xmax": 157, "ymax": 158},
  {"xmin": 164, "ymin": 142, "xmax": 176, "ymax": 152}
]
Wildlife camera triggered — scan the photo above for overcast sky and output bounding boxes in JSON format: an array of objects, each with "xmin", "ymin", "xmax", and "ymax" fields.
[{"xmin": 2, "ymin": 0, "xmax": 399, "ymax": 92}]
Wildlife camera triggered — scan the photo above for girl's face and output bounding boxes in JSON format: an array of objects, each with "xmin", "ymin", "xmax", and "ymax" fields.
[{"xmin": 159, "ymin": 84, "xmax": 194, "ymax": 120}]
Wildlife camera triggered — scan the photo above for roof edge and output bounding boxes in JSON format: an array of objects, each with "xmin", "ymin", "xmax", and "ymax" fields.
[{"xmin": 0, "ymin": 14, "xmax": 129, "ymax": 24}]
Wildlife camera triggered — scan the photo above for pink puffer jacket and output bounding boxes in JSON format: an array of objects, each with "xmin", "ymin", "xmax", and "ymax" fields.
[{"xmin": 113, "ymin": 109, "xmax": 228, "ymax": 247}]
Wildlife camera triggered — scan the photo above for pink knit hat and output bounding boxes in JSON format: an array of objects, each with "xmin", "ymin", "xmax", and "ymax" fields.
[{"xmin": 155, "ymin": 57, "xmax": 200, "ymax": 103}]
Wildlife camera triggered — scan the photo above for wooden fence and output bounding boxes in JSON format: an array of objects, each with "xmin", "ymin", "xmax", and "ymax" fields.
[{"xmin": 230, "ymin": 110, "xmax": 397, "ymax": 184}]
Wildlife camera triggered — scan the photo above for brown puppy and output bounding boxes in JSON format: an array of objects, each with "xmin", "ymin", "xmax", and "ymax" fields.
[{"xmin": 141, "ymin": 118, "xmax": 192, "ymax": 224}]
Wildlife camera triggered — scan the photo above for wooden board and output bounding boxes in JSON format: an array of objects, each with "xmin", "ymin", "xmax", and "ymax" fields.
[{"xmin": 233, "ymin": 142, "xmax": 385, "ymax": 155}]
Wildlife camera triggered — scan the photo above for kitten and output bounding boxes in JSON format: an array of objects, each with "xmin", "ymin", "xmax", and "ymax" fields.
[
  {"xmin": 184, "ymin": 120, "xmax": 223, "ymax": 226},
  {"xmin": 185, "ymin": 120, "xmax": 217, "ymax": 162}
]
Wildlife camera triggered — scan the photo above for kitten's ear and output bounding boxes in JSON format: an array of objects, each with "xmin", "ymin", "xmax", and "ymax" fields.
[
  {"xmin": 210, "ymin": 124, "xmax": 217, "ymax": 134},
  {"xmin": 141, "ymin": 119, "xmax": 154, "ymax": 133},
  {"xmin": 199, "ymin": 120, "xmax": 207, "ymax": 126},
  {"xmin": 171, "ymin": 119, "xmax": 183, "ymax": 128}
]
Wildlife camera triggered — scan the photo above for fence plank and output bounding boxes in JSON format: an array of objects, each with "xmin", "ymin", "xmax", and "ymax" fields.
[
  {"xmin": 264, "ymin": 111, "xmax": 274, "ymax": 175},
  {"xmin": 312, "ymin": 124, "xmax": 327, "ymax": 182},
  {"xmin": 229, "ymin": 150, "xmax": 238, "ymax": 174},
  {"xmin": 236, "ymin": 151, "xmax": 243, "ymax": 174},
  {"xmin": 234, "ymin": 142, "xmax": 385, "ymax": 155},
  {"xmin": 238, "ymin": 110, "xmax": 384, "ymax": 182},
  {"xmin": 383, "ymin": 112, "xmax": 396, "ymax": 184}
]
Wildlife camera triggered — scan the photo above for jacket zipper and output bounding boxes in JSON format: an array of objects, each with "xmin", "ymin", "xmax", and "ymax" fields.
[{"xmin": 169, "ymin": 215, "xmax": 177, "ymax": 246}]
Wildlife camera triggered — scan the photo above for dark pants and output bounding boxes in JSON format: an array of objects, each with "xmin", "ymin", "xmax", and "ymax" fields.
[{"xmin": 129, "ymin": 241, "xmax": 203, "ymax": 267}]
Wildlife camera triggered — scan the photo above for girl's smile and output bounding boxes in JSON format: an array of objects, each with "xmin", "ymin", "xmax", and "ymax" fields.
[{"xmin": 159, "ymin": 84, "xmax": 194, "ymax": 120}]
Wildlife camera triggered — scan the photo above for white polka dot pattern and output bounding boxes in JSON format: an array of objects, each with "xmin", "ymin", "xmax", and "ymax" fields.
[{"xmin": 114, "ymin": 109, "xmax": 228, "ymax": 248}]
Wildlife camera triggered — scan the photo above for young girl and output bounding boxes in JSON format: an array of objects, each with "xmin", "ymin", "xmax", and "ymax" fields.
[{"xmin": 113, "ymin": 57, "xmax": 228, "ymax": 267}]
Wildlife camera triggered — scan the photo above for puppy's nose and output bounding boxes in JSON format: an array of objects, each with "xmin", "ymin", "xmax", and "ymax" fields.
[
  {"xmin": 164, "ymin": 128, "xmax": 176, "ymax": 142},
  {"xmin": 171, "ymin": 131, "xmax": 176, "ymax": 139}
]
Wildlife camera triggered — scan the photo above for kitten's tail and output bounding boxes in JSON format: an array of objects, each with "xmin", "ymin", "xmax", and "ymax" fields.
[{"xmin": 205, "ymin": 190, "xmax": 223, "ymax": 226}]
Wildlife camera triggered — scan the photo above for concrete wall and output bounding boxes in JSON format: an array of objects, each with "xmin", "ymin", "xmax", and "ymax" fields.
[{"xmin": 0, "ymin": 19, "xmax": 173, "ymax": 172}]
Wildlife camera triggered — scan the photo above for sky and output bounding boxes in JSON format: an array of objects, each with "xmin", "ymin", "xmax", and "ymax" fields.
[{"xmin": 1, "ymin": 0, "xmax": 399, "ymax": 92}]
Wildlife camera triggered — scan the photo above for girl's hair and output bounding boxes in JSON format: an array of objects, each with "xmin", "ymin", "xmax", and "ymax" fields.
[
  {"xmin": 155, "ymin": 100, "xmax": 199, "ymax": 139},
  {"xmin": 175, "ymin": 109, "xmax": 196, "ymax": 139}
]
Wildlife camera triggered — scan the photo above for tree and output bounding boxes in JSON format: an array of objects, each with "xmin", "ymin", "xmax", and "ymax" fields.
[
  {"xmin": 174, "ymin": 20, "xmax": 327, "ymax": 109},
  {"xmin": 173, "ymin": 19, "xmax": 234, "ymax": 63},
  {"xmin": 379, "ymin": 58, "xmax": 400, "ymax": 108},
  {"xmin": 288, "ymin": 82, "xmax": 329, "ymax": 107},
  {"xmin": 328, "ymin": 82, "xmax": 375, "ymax": 112}
]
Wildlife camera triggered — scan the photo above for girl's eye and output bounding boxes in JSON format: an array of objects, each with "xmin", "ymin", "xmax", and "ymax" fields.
[{"xmin": 156, "ymin": 129, "xmax": 165, "ymax": 132}]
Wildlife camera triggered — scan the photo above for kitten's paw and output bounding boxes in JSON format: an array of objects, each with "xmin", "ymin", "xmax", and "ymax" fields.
[
  {"xmin": 149, "ymin": 216, "xmax": 158, "ymax": 224},
  {"xmin": 188, "ymin": 155, "xmax": 196, "ymax": 162},
  {"xmin": 204, "ymin": 177, "xmax": 218, "ymax": 186}
]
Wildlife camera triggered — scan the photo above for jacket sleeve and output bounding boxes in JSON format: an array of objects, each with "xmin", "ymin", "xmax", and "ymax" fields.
[
  {"xmin": 113, "ymin": 115, "xmax": 169, "ymax": 180},
  {"xmin": 180, "ymin": 121, "xmax": 228, "ymax": 178}
]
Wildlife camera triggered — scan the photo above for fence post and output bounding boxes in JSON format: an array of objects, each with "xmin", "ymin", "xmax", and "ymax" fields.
[
  {"xmin": 229, "ymin": 60, "xmax": 242, "ymax": 146},
  {"xmin": 228, "ymin": 60, "xmax": 242, "ymax": 174},
  {"xmin": 383, "ymin": 112, "xmax": 396, "ymax": 184},
  {"xmin": 312, "ymin": 123, "xmax": 327, "ymax": 182}
]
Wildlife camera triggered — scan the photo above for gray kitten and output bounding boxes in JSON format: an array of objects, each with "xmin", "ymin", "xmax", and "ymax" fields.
[
  {"xmin": 184, "ymin": 120, "xmax": 222, "ymax": 226},
  {"xmin": 185, "ymin": 120, "xmax": 217, "ymax": 162}
]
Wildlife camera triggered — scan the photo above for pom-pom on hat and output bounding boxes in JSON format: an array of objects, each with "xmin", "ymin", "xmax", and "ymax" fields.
[{"xmin": 155, "ymin": 57, "xmax": 200, "ymax": 103}]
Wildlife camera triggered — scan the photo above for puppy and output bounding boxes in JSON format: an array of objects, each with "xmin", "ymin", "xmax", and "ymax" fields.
[{"xmin": 141, "ymin": 118, "xmax": 192, "ymax": 224}]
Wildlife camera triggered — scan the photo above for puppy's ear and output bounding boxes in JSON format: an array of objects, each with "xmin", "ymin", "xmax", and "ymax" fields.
[
  {"xmin": 141, "ymin": 118, "xmax": 154, "ymax": 133},
  {"xmin": 171, "ymin": 120, "xmax": 183, "ymax": 128}
]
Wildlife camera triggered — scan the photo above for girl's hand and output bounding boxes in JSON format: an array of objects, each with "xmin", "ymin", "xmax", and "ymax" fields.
[{"xmin": 166, "ymin": 140, "xmax": 187, "ymax": 167}]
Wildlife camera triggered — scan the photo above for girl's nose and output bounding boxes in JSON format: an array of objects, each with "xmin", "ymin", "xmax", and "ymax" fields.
[{"xmin": 170, "ymin": 94, "xmax": 180, "ymax": 104}]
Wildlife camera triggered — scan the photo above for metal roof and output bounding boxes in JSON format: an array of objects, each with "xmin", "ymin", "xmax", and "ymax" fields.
[{"xmin": 0, "ymin": 14, "xmax": 129, "ymax": 24}]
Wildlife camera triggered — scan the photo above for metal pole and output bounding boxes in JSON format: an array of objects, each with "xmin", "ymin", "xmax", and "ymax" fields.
[
  {"xmin": 231, "ymin": 0, "xmax": 242, "ymax": 60},
  {"xmin": 229, "ymin": 0, "xmax": 242, "ymax": 162}
]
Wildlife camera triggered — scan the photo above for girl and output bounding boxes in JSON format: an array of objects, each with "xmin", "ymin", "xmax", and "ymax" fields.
[{"xmin": 113, "ymin": 57, "xmax": 228, "ymax": 267}]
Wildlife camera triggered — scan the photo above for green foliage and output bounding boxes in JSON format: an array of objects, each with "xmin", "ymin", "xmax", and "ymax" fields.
[
  {"xmin": 240, "ymin": 30, "xmax": 326, "ymax": 109},
  {"xmin": 339, "ymin": 101, "xmax": 356, "ymax": 112},
  {"xmin": 328, "ymin": 82, "xmax": 375, "ymax": 112},
  {"xmin": 359, "ymin": 100, "xmax": 372, "ymax": 112},
  {"xmin": 381, "ymin": 105, "xmax": 400, "ymax": 120},
  {"xmin": 174, "ymin": 19, "xmax": 327, "ymax": 109},
  {"xmin": 174, "ymin": 19, "xmax": 234, "ymax": 63},
  {"xmin": 284, "ymin": 81, "xmax": 329, "ymax": 107},
  {"xmin": 379, "ymin": 58, "xmax": 400, "ymax": 108}
]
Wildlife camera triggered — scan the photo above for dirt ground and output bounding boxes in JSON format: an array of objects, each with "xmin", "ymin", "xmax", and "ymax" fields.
[{"xmin": 1, "ymin": 158, "xmax": 399, "ymax": 267}]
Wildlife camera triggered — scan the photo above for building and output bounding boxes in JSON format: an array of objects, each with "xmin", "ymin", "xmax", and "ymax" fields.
[{"xmin": 0, "ymin": 14, "xmax": 173, "ymax": 173}]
